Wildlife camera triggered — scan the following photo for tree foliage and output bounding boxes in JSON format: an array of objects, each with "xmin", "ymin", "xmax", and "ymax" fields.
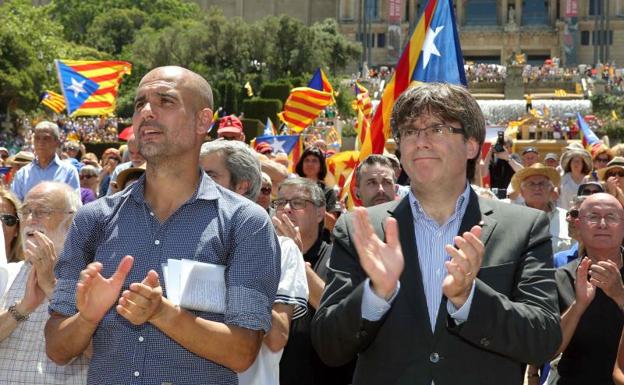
[{"xmin": 1, "ymin": 1, "xmax": 361, "ymax": 119}]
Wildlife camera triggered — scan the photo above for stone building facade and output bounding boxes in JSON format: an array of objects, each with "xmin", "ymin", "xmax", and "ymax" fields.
[{"xmin": 195, "ymin": 0, "xmax": 624, "ymax": 67}]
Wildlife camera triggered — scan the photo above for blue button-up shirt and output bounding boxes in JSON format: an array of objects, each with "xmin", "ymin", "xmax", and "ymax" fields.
[
  {"xmin": 11, "ymin": 154, "xmax": 80, "ymax": 200},
  {"xmin": 50, "ymin": 171, "xmax": 281, "ymax": 385}
]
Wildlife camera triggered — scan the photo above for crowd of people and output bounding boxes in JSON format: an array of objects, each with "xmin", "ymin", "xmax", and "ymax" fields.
[{"xmin": 0, "ymin": 66, "xmax": 622, "ymax": 385}]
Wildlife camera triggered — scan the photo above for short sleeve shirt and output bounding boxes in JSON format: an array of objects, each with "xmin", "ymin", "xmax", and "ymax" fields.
[{"xmin": 49, "ymin": 171, "xmax": 281, "ymax": 385}]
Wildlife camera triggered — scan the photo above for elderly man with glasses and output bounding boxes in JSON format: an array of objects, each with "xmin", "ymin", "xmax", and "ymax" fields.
[
  {"xmin": 0, "ymin": 181, "xmax": 86, "ymax": 384},
  {"xmin": 548, "ymin": 192, "xmax": 624, "ymax": 384}
]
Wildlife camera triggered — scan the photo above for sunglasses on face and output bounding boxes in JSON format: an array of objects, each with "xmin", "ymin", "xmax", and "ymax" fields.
[
  {"xmin": 579, "ymin": 188, "xmax": 602, "ymax": 196},
  {"xmin": 595, "ymin": 157, "xmax": 609, "ymax": 162},
  {"xmin": 80, "ymin": 174, "xmax": 96, "ymax": 180},
  {"xmin": 566, "ymin": 209, "xmax": 579, "ymax": 219},
  {"xmin": 260, "ymin": 187, "xmax": 272, "ymax": 195},
  {"xmin": 0, "ymin": 214, "xmax": 19, "ymax": 227},
  {"xmin": 606, "ymin": 171, "xmax": 624, "ymax": 178}
]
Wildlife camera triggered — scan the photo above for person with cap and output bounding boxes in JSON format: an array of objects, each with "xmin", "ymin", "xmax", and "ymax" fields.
[
  {"xmin": 543, "ymin": 152, "xmax": 560, "ymax": 169},
  {"xmin": 217, "ymin": 115, "xmax": 246, "ymax": 142},
  {"xmin": 599, "ymin": 156, "xmax": 624, "ymax": 207},
  {"xmin": 506, "ymin": 146, "xmax": 541, "ymax": 202},
  {"xmin": 10, "ymin": 121, "xmax": 80, "ymax": 201},
  {"xmin": 255, "ymin": 142, "xmax": 273, "ymax": 157},
  {"xmin": 522, "ymin": 146, "xmax": 540, "ymax": 167},
  {"xmin": 558, "ymin": 147, "xmax": 592, "ymax": 210},
  {"xmin": 0, "ymin": 147, "xmax": 9, "ymax": 166},
  {"xmin": 513, "ymin": 163, "xmax": 572, "ymax": 253},
  {"xmin": 107, "ymin": 136, "xmax": 145, "ymax": 195},
  {"xmin": 5, "ymin": 151, "xmax": 34, "ymax": 186}
]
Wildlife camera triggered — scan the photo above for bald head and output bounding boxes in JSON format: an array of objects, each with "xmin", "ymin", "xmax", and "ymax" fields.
[
  {"xmin": 139, "ymin": 66, "xmax": 213, "ymax": 111},
  {"xmin": 579, "ymin": 192, "xmax": 624, "ymax": 215},
  {"xmin": 577, "ymin": 193, "xmax": 624, "ymax": 255}
]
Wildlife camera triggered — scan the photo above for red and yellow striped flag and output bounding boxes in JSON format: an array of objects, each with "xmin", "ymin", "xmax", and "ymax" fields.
[
  {"xmin": 40, "ymin": 90, "xmax": 66, "ymax": 113},
  {"xmin": 278, "ymin": 87, "xmax": 333, "ymax": 133},
  {"xmin": 56, "ymin": 60, "xmax": 131, "ymax": 116}
]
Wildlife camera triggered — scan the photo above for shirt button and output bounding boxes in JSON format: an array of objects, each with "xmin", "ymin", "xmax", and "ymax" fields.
[
  {"xmin": 138, "ymin": 336, "xmax": 144, "ymax": 342},
  {"xmin": 154, "ymin": 240, "xmax": 160, "ymax": 245},
  {"xmin": 134, "ymin": 371, "xmax": 140, "ymax": 377},
  {"xmin": 429, "ymin": 352, "xmax": 440, "ymax": 363},
  {"xmin": 480, "ymin": 337, "xmax": 491, "ymax": 347},
  {"xmin": 150, "ymin": 212, "xmax": 154, "ymax": 216}
]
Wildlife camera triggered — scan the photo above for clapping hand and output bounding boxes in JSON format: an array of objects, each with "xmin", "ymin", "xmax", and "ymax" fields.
[
  {"xmin": 443, "ymin": 226, "xmax": 484, "ymax": 308},
  {"xmin": 351, "ymin": 207, "xmax": 404, "ymax": 300}
]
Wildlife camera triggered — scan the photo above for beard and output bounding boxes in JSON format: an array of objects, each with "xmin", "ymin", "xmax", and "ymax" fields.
[{"xmin": 21, "ymin": 221, "xmax": 69, "ymax": 256}]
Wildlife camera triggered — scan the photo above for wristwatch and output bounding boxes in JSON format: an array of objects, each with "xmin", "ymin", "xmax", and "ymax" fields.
[{"xmin": 7, "ymin": 303, "xmax": 29, "ymax": 322}]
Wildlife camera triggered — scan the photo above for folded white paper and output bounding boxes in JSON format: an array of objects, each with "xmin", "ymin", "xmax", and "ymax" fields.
[{"xmin": 162, "ymin": 259, "xmax": 226, "ymax": 313}]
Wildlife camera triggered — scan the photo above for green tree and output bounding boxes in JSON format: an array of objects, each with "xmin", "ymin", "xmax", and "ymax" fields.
[
  {"xmin": 0, "ymin": 0, "xmax": 104, "ymax": 115},
  {"xmin": 86, "ymin": 8, "xmax": 147, "ymax": 55},
  {"xmin": 311, "ymin": 19, "xmax": 361, "ymax": 77}
]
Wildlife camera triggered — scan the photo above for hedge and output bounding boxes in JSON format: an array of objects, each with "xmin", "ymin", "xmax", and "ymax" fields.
[{"xmin": 242, "ymin": 98, "xmax": 283, "ymax": 128}]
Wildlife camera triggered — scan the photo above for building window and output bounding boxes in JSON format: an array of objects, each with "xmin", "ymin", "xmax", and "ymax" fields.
[
  {"xmin": 465, "ymin": 0, "xmax": 498, "ymax": 25},
  {"xmin": 592, "ymin": 30, "xmax": 613, "ymax": 45},
  {"xmin": 581, "ymin": 30, "xmax": 590, "ymax": 45},
  {"xmin": 404, "ymin": 0, "xmax": 410, "ymax": 22},
  {"xmin": 340, "ymin": 0, "xmax": 356, "ymax": 20},
  {"xmin": 522, "ymin": 0, "xmax": 548, "ymax": 24},
  {"xmin": 363, "ymin": 0, "xmax": 381, "ymax": 21},
  {"xmin": 588, "ymin": 0, "xmax": 603, "ymax": 15},
  {"xmin": 377, "ymin": 33, "xmax": 386, "ymax": 47}
]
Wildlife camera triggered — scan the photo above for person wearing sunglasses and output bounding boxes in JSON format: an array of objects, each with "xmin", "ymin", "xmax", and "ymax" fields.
[
  {"xmin": 598, "ymin": 157, "xmax": 624, "ymax": 207},
  {"xmin": 78, "ymin": 165, "xmax": 100, "ymax": 204},
  {"xmin": 256, "ymin": 172, "xmax": 273, "ymax": 212},
  {"xmin": 590, "ymin": 146, "xmax": 613, "ymax": 176},
  {"xmin": 0, "ymin": 188, "xmax": 23, "ymax": 264}
]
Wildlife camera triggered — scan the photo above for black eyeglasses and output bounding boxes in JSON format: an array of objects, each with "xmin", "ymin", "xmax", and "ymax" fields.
[
  {"xmin": 260, "ymin": 187, "xmax": 272, "ymax": 195},
  {"xmin": 0, "ymin": 214, "xmax": 19, "ymax": 227},
  {"xmin": 566, "ymin": 209, "xmax": 579, "ymax": 219},
  {"xmin": 595, "ymin": 157, "xmax": 610, "ymax": 162},
  {"xmin": 272, "ymin": 198, "xmax": 318, "ymax": 210},
  {"xmin": 399, "ymin": 124, "xmax": 464, "ymax": 141},
  {"xmin": 80, "ymin": 174, "xmax": 97, "ymax": 180}
]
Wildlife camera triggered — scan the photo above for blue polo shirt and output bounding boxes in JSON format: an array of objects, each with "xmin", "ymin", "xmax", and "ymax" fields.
[
  {"xmin": 11, "ymin": 155, "xmax": 80, "ymax": 200},
  {"xmin": 50, "ymin": 171, "xmax": 281, "ymax": 385}
]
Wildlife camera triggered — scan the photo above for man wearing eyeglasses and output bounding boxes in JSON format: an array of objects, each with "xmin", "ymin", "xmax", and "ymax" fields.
[
  {"xmin": 513, "ymin": 163, "xmax": 572, "ymax": 253},
  {"xmin": 10, "ymin": 121, "xmax": 80, "ymax": 201},
  {"xmin": 551, "ymin": 192, "xmax": 624, "ymax": 384},
  {"xmin": 273, "ymin": 177, "xmax": 355, "ymax": 385},
  {"xmin": 312, "ymin": 83, "xmax": 561, "ymax": 385},
  {"xmin": 0, "ymin": 181, "xmax": 87, "ymax": 384}
]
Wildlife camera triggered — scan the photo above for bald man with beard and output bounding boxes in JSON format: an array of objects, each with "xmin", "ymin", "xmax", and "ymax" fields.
[{"xmin": 45, "ymin": 66, "xmax": 280, "ymax": 385}]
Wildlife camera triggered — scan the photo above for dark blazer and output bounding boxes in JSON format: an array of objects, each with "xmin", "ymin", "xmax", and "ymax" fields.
[{"xmin": 311, "ymin": 189, "xmax": 562, "ymax": 385}]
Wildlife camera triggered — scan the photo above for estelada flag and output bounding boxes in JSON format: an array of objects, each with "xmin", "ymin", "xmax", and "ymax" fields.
[
  {"xmin": 368, "ymin": 0, "xmax": 466, "ymax": 155},
  {"xmin": 55, "ymin": 60, "xmax": 132, "ymax": 116}
]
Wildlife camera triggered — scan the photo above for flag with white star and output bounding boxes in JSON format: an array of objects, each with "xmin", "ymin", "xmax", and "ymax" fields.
[
  {"xmin": 54, "ymin": 59, "xmax": 132, "ymax": 116},
  {"xmin": 254, "ymin": 135, "xmax": 302, "ymax": 172},
  {"xmin": 367, "ymin": 0, "xmax": 466, "ymax": 156},
  {"xmin": 412, "ymin": 0, "xmax": 466, "ymax": 84}
]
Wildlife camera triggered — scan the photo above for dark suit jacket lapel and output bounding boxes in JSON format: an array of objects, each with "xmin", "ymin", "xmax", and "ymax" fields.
[
  {"xmin": 432, "ymin": 189, "xmax": 498, "ymax": 340},
  {"xmin": 390, "ymin": 196, "xmax": 435, "ymax": 340}
]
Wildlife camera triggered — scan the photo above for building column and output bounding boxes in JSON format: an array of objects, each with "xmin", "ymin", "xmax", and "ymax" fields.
[
  {"xmin": 236, "ymin": 0, "xmax": 244, "ymax": 18},
  {"xmin": 501, "ymin": 0, "xmax": 509, "ymax": 25},
  {"xmin": 549, "ymin": 0, "xmax": 557, "ymax": 25},
  {"xmin": 456, "ymin": 0, "xmax": 465, "ymax": 26},
  {"xmin": 515, "ymin": 0, "xmax": 522, "ymax": 25}
]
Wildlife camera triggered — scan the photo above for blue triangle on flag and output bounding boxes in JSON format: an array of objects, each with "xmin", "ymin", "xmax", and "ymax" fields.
[
  {"xmin": 256, "ymin": 135, "xmax": 299, "ymax": 155},
  {"xmin": 56, "ymin": 61, "xmax": 100, "ymax": 115}
]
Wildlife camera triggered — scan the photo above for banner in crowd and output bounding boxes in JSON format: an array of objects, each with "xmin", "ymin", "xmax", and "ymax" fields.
[
  {"xmin": 40, "ymin": 90, "xmax": 66, "ymax": 113},
  {"xmin": 578, "ymin": 112, "xmax": 602, "ymax": 151},
  {"xmin": 369, "ymin": 0, "xmax": 466, "ymax": 155},
  {"xmin": 55, "ymin": 59, "xmax": 132, "ymax": 116}
]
